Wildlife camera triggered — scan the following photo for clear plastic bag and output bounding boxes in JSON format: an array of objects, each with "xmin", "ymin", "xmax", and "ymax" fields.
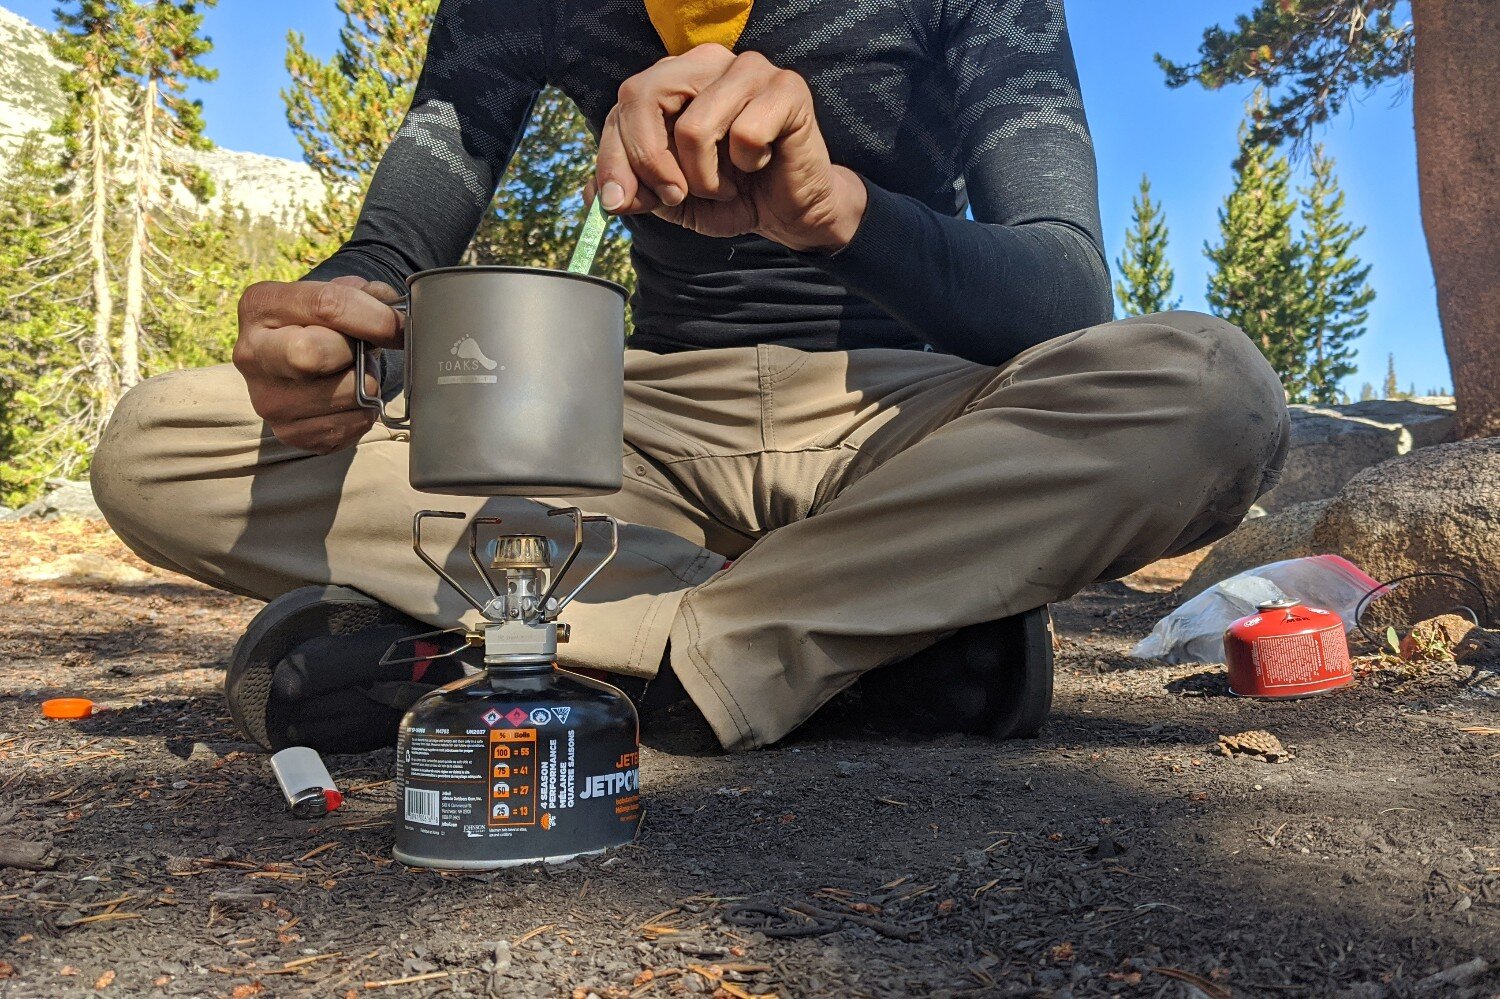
[{"xmin": 1130, "ymin": 555, "xmax": 1382, "ymax": 665}]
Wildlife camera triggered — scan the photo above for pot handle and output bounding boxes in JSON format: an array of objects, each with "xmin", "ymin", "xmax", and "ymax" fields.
[{"xmin": 353, "ymin": 298, "xmax": 412, "ymax": 430}]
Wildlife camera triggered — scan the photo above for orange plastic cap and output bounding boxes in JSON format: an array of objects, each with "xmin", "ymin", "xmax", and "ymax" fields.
[{"xmin": 42, "ymin": 698, "xmax": 94, "ymax": 720}]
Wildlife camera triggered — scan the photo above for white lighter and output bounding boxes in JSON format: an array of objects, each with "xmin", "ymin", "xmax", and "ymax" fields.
[{"xmin": 269, "ymin": 746, "xmax": 344, "ymax": 818}]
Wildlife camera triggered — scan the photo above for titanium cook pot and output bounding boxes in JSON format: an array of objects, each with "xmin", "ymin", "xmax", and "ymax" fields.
[{"xmin": 355, "ymin": 266, "xmax": 627, "ymax": 497}]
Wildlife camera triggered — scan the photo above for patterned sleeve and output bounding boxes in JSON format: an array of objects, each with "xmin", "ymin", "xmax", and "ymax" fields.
[
  {"xmin": 304, "ymin": 0, "xmax": 549, "ymax": 288},
  {"xmin": 807, "ymin": 0, "xmax": 1112, "ymax": 363}
]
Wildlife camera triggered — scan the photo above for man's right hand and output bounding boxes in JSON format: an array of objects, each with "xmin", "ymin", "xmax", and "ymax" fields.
[{"xmin": 233, "ymin": 275, "xmax": 405, "ymax": 454}]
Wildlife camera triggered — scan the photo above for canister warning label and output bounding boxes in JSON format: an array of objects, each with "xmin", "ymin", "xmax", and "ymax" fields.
[{"xmin": 405, "ymin": 730, "xmax": 486, "ymax": 781}]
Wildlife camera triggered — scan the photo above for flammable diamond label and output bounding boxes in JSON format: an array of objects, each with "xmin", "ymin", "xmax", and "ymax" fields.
[
  {"xmin": 482, "ymin": 708, "xmax": 503, "ymax": 727},
  {"xmin": 505, "ymin": 707, "xmax": 529, "ymax": 727}
]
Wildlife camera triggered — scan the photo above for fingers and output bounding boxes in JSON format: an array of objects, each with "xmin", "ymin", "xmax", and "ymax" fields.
[
  {"xmin": 239, "ymin": 280, "xmax": 404, "ymax": 349},
  {"xmin": 248, "ymin": 324, "xmax": 358, "ymax": 381},
  {"xmin": 268, "ymin": 408, "xmax": 375, "ymax": 455},
  {"xmin": 727, "ymin": 68, "xmax": 814, "ymax": 174},
  {"xmin": 597, "ymin": 44, "xmax": 737, "ymax": 213},
  {"xmin": 597, "ymin": 107, "xmax": 659, "ymax": 215},
  {"xmin": 673, "ymin": 52, "xmax": 784, "ymax": 199},
  {"xmin": 249, "ymin": 365, "xmax": 378, "ymax": 424}
]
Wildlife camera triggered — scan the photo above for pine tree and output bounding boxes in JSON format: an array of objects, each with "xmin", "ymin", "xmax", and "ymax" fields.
[
  {"xmin": 1358, "ymin": 382, "xmax": 1375, "ymax": 402},
  {"xmin": 470, "ymin": 89, "xmax": 634, "ymax": 290},
  {"xmin": 0, "ymin": 137, "xmax": 94, "ymax": 505},
  {"xmin": 11, "ymin": 2, "xmax": 296, "ymax": 502},
  {"xmin": 1114, "ymin": 174, "xmax": 1180, "ymax": 317},
  {"xmin": 1160, "ymin": 2, "xmax": 1500, "ymax": 438},
  {"xmin": 116, "ymin": 0, "xmax": 219, "ymax": 391},
  {"xmin": 1206, "ymin": 102, "xmax": 1308, "ymax": 399},
  {"xmin": 54, "ymin": 0, "xmax": 128, "ymax": 421},
  {"xmin": 1383, "ymin": 353, "xmax": 1399, "ymax": 399},
  {"xmin": 283, "ymin": 0, "xmax": 438, "ymax": 264},
  {"xmin": 1299, "ymin": 145, "xmax": 1373, "ymax": 404},
  {"xmin": 281, "ymin": 2, "xmax": 633, "ymax": 294}
]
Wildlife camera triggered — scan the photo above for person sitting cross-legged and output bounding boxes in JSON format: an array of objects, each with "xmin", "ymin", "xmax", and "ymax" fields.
[{"xmin": 90, "ymin": 0, "xmax": 1290, "ymax": 754}]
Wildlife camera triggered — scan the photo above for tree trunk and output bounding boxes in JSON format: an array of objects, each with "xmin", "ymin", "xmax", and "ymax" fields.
[
  {"xmin": 87, "ymin": 87, "xmax": 116, "ymax": 425},
  {"xmin": 120, "ymin": 78, "xmax": 157, "ymax": 393},
  {"xmin": 1412, "ymin": 0, "xmax": 1500, "ymax": 438}
]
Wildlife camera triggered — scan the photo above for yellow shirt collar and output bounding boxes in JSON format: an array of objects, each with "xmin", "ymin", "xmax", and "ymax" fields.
[{"xmin": 642, "ymin": 0, "xmax": 754, "ymax": 56}]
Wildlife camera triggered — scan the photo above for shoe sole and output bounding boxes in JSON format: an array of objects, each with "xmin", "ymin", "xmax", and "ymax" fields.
[
  {"xmin": 224, "ymin": 585, "xmax": 423, "ymax": 751},
  {"xmin": 984, "ymin": 605, "xmax": 1054, "ymax": 740}
]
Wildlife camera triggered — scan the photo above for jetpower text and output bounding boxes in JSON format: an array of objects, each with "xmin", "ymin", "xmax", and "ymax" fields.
[{"xmin": 578, "ymin": 768, "xmax": 638, "ymax": 799}]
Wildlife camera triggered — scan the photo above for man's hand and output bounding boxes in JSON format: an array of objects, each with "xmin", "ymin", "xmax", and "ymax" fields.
[
  {"xmin": 594, "ymin": 44, "xmax": 867, "ymax": 253},
  {"xmin": 233, "ymin": 275, "xmax": 405, "ymax": 454}
]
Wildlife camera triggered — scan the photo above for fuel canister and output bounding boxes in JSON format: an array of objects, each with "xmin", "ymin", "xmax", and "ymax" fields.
[
  {"xmin": 391, "ymin": 510, "xmax": 643, "ymax": 869},
  {"xmin": 1224, "ymin": 598, "xmax": 1354, "ymax": 698},
  {"xmin": 394, "ymin": 666, "xmax": 640, "ymax": 869}
]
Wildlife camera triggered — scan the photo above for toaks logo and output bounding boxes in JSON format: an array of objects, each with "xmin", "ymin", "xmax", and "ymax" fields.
[{"xmin": 441, "ymin": 336, "xmax": 499, "ymax": 373}]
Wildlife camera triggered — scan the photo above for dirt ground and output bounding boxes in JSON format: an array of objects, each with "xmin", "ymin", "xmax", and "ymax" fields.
[{"xmin": 1, "ymin": 520, "xmax": 1496, "ymax": 998}]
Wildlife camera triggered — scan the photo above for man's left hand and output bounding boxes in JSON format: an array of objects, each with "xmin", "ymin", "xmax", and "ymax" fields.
[{"xmin": 594, "ymin": 44, "xmax": 867, "ymax": 254}]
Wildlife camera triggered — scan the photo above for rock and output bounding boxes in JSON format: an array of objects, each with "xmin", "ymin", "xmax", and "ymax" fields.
[
  {"xmin": 1182, "ymin": 500, "xmax": 1332, "ymax": 597},
  {"xmin": 1254, "ymin": 398, "xmax": 1457, "ymax": 515},
  {"xmin": 16, "ymin": 553, "xmax": 151, "ymax": 586},
  {"xmin": 1417, "ymin": 957, "xmax": 1489, "ymax": 992},
  {"xmin": 1398, "ymin": 613, "xmax": 1476, "ymax": 662},
  {"xmin": 11, "ymin": 479, "xmax": 105, "ymax": 520},
  {"xmin": 1313, "ymin": 439, "xmax": 1500, "ymax": 624}
]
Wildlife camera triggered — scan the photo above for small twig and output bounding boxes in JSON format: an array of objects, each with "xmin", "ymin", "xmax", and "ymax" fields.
[
  {"xmin": 513, "ymin": 922, "xmax": 556, "ymax": 945},
  {"xmin": 282, "ymin": 952, "xmax": 342, "ymax": 970},
  {"xmin": 1149, "ymin": 966, "xmax": 1231, "ymax": 999},
  {"xmin": 62, "ymin": 911, "xmax": 140, "ymax": 927},
  {"xmin": 297, "ymin": 842, "xmax": 339, "ymax": 863},
  {"xmin": 363, "ymin": 970, "xmax": 455, "ymax": 989}
]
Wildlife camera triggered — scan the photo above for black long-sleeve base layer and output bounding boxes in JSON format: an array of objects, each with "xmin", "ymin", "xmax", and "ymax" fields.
[{"xmin": 305, "ymin": 0, "xmax": 1113, "ymax": 366}]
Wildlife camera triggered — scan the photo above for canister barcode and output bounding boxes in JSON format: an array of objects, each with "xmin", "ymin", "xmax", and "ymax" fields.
[{"xmin": 405, "ymin": 787, "xmax": 441, "ymax": 826}]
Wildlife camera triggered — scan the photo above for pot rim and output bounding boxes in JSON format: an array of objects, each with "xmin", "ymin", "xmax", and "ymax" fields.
[{"xmin": 408, "ymin": 264, "xmax": 627, "ymax": 300}]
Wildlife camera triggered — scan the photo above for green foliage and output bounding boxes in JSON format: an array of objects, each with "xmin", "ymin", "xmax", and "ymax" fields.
[
  {"xmin": 472, "ymin": 89, "xmax": 635, "ymax": 293},
  {"xmin": 121, "ymin": 0, "xmax": 220, "ymax": 199},
  {"xmin": 117, "ymin": 1, "xmax": 223, "ymax": 393},
  {"xmin": 1299, "ymin": 146, "xmax": 1373, "ymax": 403},
  {"xmin": 1114, "ymin": 174, "xmax": 1180, "ymax": 317},
  {"xmin": 1157, "ymin": 0, "xmax": 1413, "ymax": 152},
  {"xmin": 1358, "ymin": 381, "xmax": 1374, "ymax": 401},
  {"xmin": 0, "ymin": 3, "xmax": 303, "ymax": 504},
  {"xmin": 0, "ymin": 138, "xmax": 94, "ymax": 506},
  {"xmin": 1205, "ymin": 99, "xmax": 1372, "ymax": 403},
  {"xmin": 123, "ymin": 1, "xmax": 217, "ymax": 149},
  {"xmin": 147, "ymin": 207, "xmax": 302, "ymax": 373},
  {"xmin": 53, "ymin": 0, "xmax": 127, "ymax": 163},
  {"xmin": 1206, "ymin": 105, "xmax": 1309, "ymax": 399},
  {"xmin": 1382, "ymin": 353, "xmax": 1402, "ymax": 399}
]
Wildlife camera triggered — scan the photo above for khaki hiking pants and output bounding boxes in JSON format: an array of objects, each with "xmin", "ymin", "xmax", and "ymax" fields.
[{"xmin": 91, "ymin": 312, "xmax": 1290, "ymax": 751}]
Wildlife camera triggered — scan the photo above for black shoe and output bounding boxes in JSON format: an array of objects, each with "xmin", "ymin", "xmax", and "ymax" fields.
[
  {"xmin": 634, "ymin": 658, "xmax": 722, "ymax": 755},
  {"xmin": 857, "ymin": 606, "xmax": 1054, "ymax": 739},
  {"xmin": 225, "ymin": 585, "xmax": 471, "ymax": 754}
]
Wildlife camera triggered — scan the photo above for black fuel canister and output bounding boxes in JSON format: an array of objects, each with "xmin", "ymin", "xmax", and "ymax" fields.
[{"xmin": 394, "ymin": 665, "xmax": 641, "ymax": 869}]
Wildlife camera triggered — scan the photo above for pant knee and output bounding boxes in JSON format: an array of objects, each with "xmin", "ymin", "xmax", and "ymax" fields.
[
  {"xmin": 93, "ymin": 372, "xmax": 175, "ymax": 520},
  {"xmin": 1128, "ymin": 311, "xmax": 1290, "ymax": 547},
  {"xmin": 91, "ymin": 366, "xmax": 250, "ymax": 559}
]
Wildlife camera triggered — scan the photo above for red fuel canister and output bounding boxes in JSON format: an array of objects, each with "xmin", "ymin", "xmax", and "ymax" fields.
[{"xmin": 1224, "ymin": 598, "xmax": 1354, "ymax": 698}]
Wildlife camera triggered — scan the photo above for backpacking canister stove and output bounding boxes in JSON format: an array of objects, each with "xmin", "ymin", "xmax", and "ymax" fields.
[{"xmin": 389, "ymin": 507, "xmax": 641, "ymax": 869}]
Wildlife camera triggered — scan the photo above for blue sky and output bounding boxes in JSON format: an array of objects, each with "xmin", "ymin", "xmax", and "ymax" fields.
[{"xmin": 16, "ymin": 0, "xmax": 1444, "ymax": 396}]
